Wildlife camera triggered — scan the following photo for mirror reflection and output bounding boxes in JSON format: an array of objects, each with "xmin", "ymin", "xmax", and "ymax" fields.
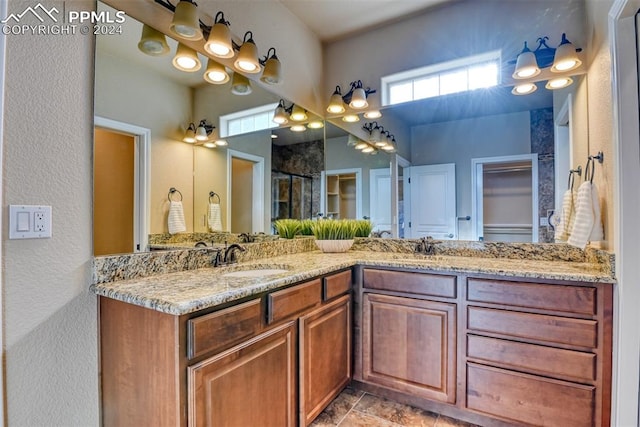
[{"xmin": 93, "ymin": 0, "xmax": 589, "ymax": 256}]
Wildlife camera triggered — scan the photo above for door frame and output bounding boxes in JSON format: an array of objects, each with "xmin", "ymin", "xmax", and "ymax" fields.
[
  {"xmin": 609, "ymin": 1, "xmax": 640, "ymax": 424},
  {"xmin": 554, "ymin": 94, "xmax": 573, "ymax": 212},
  {"xmin": 226, "ymin": 149, "xmax": 265, "ymax": 233},
  {"xmin": 471, "ymin": 153, "xmax": 539, "ymax": 242},
  {"xmin": 391, "ymin": 155, "xmax": 411, "ymax": 238},
  {"xmin": 369, "ymin": 166, "xmax": 392, "ymax": 233},
  {"xmin": 94, "ymin": 116, "xmax": 151, "ymax": 252}
]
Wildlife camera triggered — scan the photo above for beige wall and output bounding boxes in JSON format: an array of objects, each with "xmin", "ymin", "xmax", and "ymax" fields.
[
  {"xmin": 2, "ymin": 0, "xmax": 99, "ymax": 424},
  {"xmin": 95, "ymin": 50, "xmax": 194, "ymax": 234}
]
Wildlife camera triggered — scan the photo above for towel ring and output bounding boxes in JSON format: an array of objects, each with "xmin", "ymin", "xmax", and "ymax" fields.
[
  {"xmin": 584, "ymin": 157, "xmax": 595, "ymax": 184},
  {"xmin": 209, "ymin": 191, "xmax": 221, "ymax": 204},
  {"xmin": 168, "ymin": 187, "xmax": 183, "ymax": 202},
  {"xmin": 568, "ymin": 165, "xmax": 582, "ymax": 190}
]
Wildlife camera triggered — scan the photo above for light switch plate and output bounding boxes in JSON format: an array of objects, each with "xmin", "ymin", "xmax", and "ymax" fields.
[{"xmin": 9, "ymin": 205, "xmax": 52, "ymax": 239}]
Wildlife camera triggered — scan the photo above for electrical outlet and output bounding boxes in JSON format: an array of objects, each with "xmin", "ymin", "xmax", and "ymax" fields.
[{"xmin": 9, "ymin": 205, "xmax": 52, "ymax": 239}]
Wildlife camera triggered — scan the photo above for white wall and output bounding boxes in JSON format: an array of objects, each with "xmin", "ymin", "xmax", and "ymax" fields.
[
  {"xmin": 2, "ymin": 0, "xmax": 99, "ymax": 424},
  {"xmin": 411, "ymin": 111, "xmax": 531, "ymax": 239}
]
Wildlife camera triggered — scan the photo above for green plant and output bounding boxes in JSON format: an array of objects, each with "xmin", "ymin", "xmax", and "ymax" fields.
[
  {"xmin": 299, "ymin": 219, "xmax": 315, "ymax": 236},
  {"xmin": 273, "ymin": 219, "xmax": 301, "ymax": 239},
  {"xmin": 311, "ymin": 219, "xmax": 358, "ymax": 240},
  {"xmin": 353, "ymin": 219, "xmax": 373, "ymax": 237}
]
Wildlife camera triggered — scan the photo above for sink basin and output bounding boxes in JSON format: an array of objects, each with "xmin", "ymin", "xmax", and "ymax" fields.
[{"xmin": 222, "ymin": 268, "xmax": 290, "ymax": 278}]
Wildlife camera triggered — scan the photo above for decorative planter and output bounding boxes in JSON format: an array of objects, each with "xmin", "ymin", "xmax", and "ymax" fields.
[{"xmin": 314, "ymin": 239, "xmax": 354, "ymax": 253}]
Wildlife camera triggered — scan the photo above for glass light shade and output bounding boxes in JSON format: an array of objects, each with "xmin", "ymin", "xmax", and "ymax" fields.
[
  {"xmin": 138, "ymin": 25, "xmax": 170, "ymax": 56},
  {"xmin": 362, "ymin": 146, "xmax": 375, "ymax": 153},
  {"xmin": 204, "ymin": 59, "xmax": 229, "ymax": 84},
  {"xmin": 230, "ymin": 73, "xmax": 252, "ymax": 95},
  {"xmin": 203, "ymin": 141, "xmax": 217, "ymax": 148},
  {"xmin": 355, "ymin": 142, "xmax": 369, "ymax": 150},
  {"xmin": 511, "ymin": 82, "xmax": 537, "ymax": 95},
  {"xmin": 214, "ymin": 137, "xmax": 228, "ymax": 146},
  {"xmin": 364, "ymin": 110, "xmax": 382, "ymax": 119},
  {"xmin": 272, "ymin": 105, "xmax": 289, "ymax": 125},
  {"xmin": 260, "ymin": 56, "xmax": 282, "ymax": 85},
  {"xmin": 234, "ymin": 39, "xmax": 261, "ymax": 74},
  {"xmin": 326, "ymin": 92, "xmax": 346, "ymax": 114},
  {"xmin": 204, "ymin": 22, "xmax": 234, "ymax": 58},
  {"xmin": 382, "ymin": 144, "xmax": 396, "ymax": 152},
  {"xmin": 172, "ymin": 43, "xmax": 201, "ymax": 72},
  {"xmin": 195, "ymin": 125, "xmax": 209, "ymax": 141},
  {"xmin": 307, "ymin": 121, "xmax": 324, "ymax": 129},
  {"xmin": 545, "ymin": 77, "xmax": 573, "ymax": 90},
  {"xmin": 347, "ymin": 135, "xmax": 359, "ymax": 146},
  {"xmin": 290, "ymin": 124, "xmax": 306, "ymax": 132},
  {"xmin": 342, "ymin": 114, "xmax": 360, "ymax": 123},
  {"xmin": 169, "ymin": 1, "xmax": 203, "ymax": 41},
  {"xmin": 551, "ymin": 35, "xmax": 581, "ymax": 72},
  {"xmin": 349, "ymin": 87, "xmax": 368, "ymax": 109},
  {"xmin": 374, "ymin": 141, "xmax": 388, "ymax": 148},
  {"xmin": 370, "ymin": 127, "xmax": 382, "ymax": 142},
  {"xmin": 512, "ymin": 43, "xmax": 540, "ymax": 79},
  {"xmin": 183, "ymin": 127, "xmax": 196, "ymax": 143},
  {"xmin": 290, "ymin": 105, "xmax": 307, "ymax": 122}
]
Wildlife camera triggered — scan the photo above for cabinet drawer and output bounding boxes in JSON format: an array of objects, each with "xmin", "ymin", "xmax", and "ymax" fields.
[
  {"xmin": 466, "ymin": 363, "xmax": 595, "ymax": 426},
  {"xmin": 323, "ymin": 270, "xmax": 352, "ymax": 301},
  {"xmin": 467, "ymin": 278, "xmax": 596, "ymax": 315},
  {"xmin": 363, "ymin": 269, "xmax": 456, "ymax": 298},
  {"xmin": 268, "ymin": 280, "xmax": 322, "ymax": 324},
  {"xmin": 467, "ymin": 335, "xmax": 596, "ymax": 382},
  {"xmin": 187, "ymin": 299, "xmax": 262, "ymax": 360},
  {"xmin": 467, "ymin": 306, "xmax": 597, "ymax": 348}
]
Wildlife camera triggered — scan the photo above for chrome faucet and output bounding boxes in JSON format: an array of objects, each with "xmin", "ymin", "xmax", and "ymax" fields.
[{"xmin": 371, "ymin": 230, "xmax": 391, "ymax": 238}]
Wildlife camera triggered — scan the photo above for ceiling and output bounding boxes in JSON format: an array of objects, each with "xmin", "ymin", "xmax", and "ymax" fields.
[{"xmin": 278, "ymin": 0, "xmax": 455, "ymax": 42}]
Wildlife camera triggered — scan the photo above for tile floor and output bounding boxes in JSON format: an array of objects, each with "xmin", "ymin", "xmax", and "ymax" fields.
[{"xmin": 311, "ymin": 387, "xmax": 481, "ymax": 427}]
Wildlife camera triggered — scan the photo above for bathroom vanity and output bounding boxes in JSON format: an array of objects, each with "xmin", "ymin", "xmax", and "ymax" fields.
[{"xmin": 93, "ymin": 247, "xmax": 614, "ymax": 427}]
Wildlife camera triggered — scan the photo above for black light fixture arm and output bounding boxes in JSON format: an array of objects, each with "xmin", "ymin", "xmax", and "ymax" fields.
[
  {"xmin": 277, "ymin": 99, "xmax": 294, "ymax": 114},
  {"xmin": 341, "ymin": 80, "xmax": 377, "ymax": 105},
  {"xmin": 197, "ymin": 119, "xmax": 215, "ymax": 135},
  {"xmin": 362, "ymin": 121, "xmax": 381, "ymax": 133},
  {"xmin": 259, "ymin": 47, "xmax": 279, "ymax": 66}
]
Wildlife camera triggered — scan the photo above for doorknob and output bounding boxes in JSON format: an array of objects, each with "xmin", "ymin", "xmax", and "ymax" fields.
[{"xmin": 447, "ymin": 233, "xmax": 454, "ymax": 238}]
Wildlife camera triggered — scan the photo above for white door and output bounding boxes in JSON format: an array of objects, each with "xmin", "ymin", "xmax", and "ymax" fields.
[
  {"xmin": 369, "ymin": 168, "xmax": 391, "ymax": 233},
  {"xmin": 408, "ymin": 163, "xmax": 456, "ymax": 239}
]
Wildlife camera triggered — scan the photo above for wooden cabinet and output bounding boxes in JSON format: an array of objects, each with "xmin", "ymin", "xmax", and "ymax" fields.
[
  {"xmin": 355, "ymin": 267, "xmax": 612, "ymax": 427},
  {"xmin": 360, "ymin": 269, "xmax": 457, "ymax": 404},
  {"xmin": 188, "ymin": 321, "xmax": 297, "ymax": 427},
  {"xmin": 464, "ymin": 277, "xmax": 612, "ymax": 427},
  {"xmin": 100, "ymin": 268, "xmax": 353, "ymax": 427},
  {"xmin": 299, "ymin": 295, "xmax": 351, "ymax": 426}
]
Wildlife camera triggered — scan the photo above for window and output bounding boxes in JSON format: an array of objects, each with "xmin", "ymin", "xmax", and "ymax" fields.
[
  {"xmin": 219, "ymin": 103, "xmax": 279, "ymax": 137},
  {"xmin": 381, "ymin": 51, "xmax": 501, "ymax": 106}
]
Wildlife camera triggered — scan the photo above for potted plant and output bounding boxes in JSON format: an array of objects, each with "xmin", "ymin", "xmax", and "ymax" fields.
[
  {"xmin": 311, "ymin": 219, "xmax": 358, "ymax": 252},
  {"xmin": 273, "ymin": 219, "xmax": 301, "ymax": 239},
  {"xmin": 353, "ymin": 219, "xmax": 373, "ymax": 238}
]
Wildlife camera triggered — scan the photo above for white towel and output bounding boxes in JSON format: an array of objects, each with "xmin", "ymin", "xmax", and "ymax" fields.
[
  {"xmin": 208, "ymin": 203, "xmax": 223, "ymax": 232},
  {"xmin": 554, "ymin": 189, "xmax": 575, "ymax": 242},
  {"xmin": 168, "ymin": 201, "xmax": 186, "ymax": 234},
  {"xmin": 568, "ymin": 181, "xmax": 603, "ymax": 248}
]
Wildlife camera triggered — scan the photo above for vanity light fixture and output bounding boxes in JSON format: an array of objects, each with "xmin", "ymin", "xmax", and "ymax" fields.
[
  {"xmin": 342, "ymin": 114, "xmax": 360, "ymax": 123},
  {"xmin": 511, "ymin": 33, "xmax": 582, "ymax": 95},
  {"xmin": 307, "ymin": 120, "xmax": 324, "ymax": 129},
  {"xmin": 260, "ymin": 48, "xmax": 282, "ymax": 85},
  {"xmin": 234, "ymin": 31, "xmax": 262, "ymax": 74},
  {"xmin": 363, "ymin": 121, "xmax": 397, "ymax": 153},
  {"xmin": 205, "ymin": 11, "xmax": 234, "ymax": 58},
  {"xmin": 326, "ymin": 80, "xmax": 377, "ymax": 114},
  {"xmin": 183, "ymin": 123, "xmax": 197, "ymax": 143},
  {"xmin": 138, "ymin": 24, "xmax": 170, "ymax": 56},
  {"xmin": 169, "ymin": 0, "xmax": 203, "ymax": 41},
  {"xmin": 172, "ymin": 43, "xmax": 201, "ymax": 72},
  {"xmin": 230, "ymin": 72, "xmax": 252, "ymax": 95},
  {"xmin": 272, "ymin": 100, "xmax": 308, "ymax": 125},
  {"xmin": 203, "ymin": 59, "xmax": 230, "ymax": 84},
  {"xmin": 290, "ymin": 124, "xmax": 306, "ymax": 132},
  {"xmin": 195, "ymin": 120, "xmax": 214, "ymax": 141},
  {"xmin": 363, "ymin": 110, "xmax": 382, "ymax": 119}
]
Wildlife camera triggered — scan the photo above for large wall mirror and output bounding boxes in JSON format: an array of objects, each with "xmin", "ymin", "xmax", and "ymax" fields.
[{"xmin": 93, "ymin": 0, "xmax": 589, "ymax": 256}]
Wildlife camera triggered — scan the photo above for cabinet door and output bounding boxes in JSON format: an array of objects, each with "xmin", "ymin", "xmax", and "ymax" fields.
[
  {"xmin": 299, "ymin": 295, "xmax": 352, "ymax": 426},
  {"xmin": 362, "ymin": 293, "xmax": 456, "ymax": 403},
  {"xmin": 188, "ymin": 321, "xmax": 297, "ymax": 427}
]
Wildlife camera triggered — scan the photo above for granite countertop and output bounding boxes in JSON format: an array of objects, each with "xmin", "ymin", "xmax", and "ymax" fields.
[{"xmin": 91, "ymin": 250, "xmax": 615, "ymax": 316}]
